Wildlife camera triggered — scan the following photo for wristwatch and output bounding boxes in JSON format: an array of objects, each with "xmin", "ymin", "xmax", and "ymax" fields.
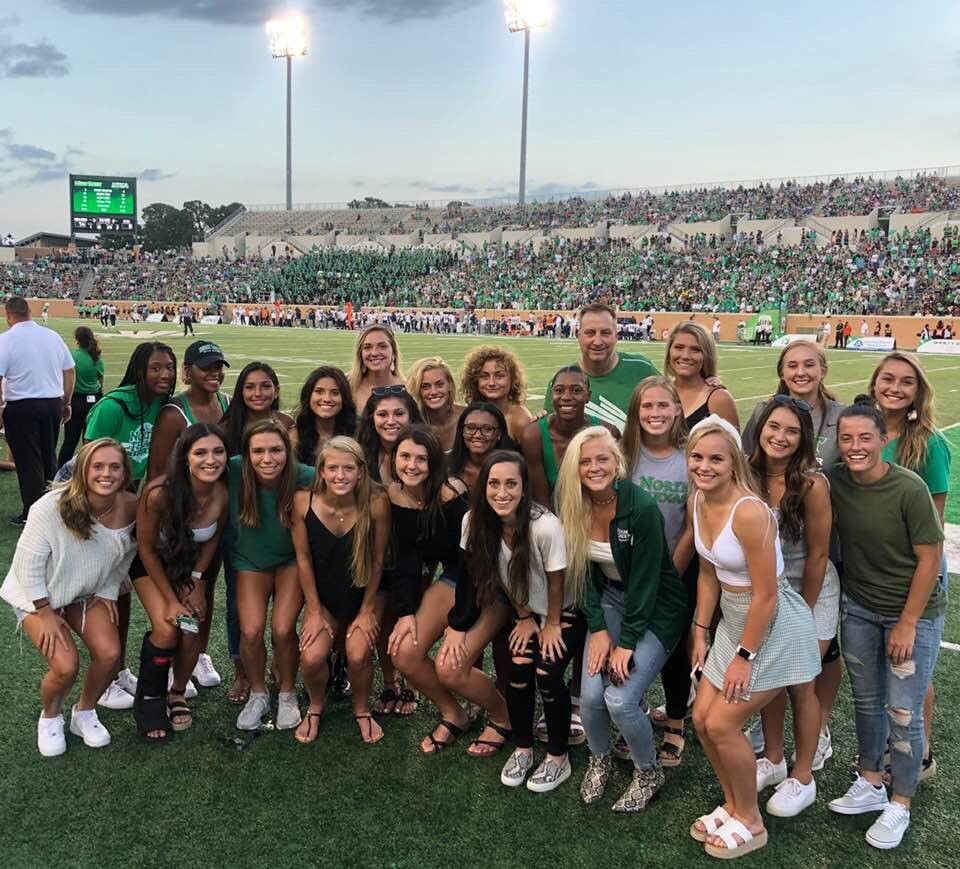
[{"xmin": 735, "ymin": 644, "xmax": 756, "ymax": 662}]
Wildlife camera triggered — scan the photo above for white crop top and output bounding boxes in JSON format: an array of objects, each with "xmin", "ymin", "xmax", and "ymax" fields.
[
  {"xmin": 192, "ymin": 521, "xmax": 218, "ymax": 544},
  {"xmin": 588, "ymin": 540, "xmax": 621, "ymax": 582},
  {"xmin": 693, "ymin": 493, "xmax": 784, "ymax": 588}
]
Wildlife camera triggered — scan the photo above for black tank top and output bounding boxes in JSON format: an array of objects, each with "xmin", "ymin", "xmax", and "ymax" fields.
[
  {"xmin": 685, "ymin": 387, "xmax": 721, "ymax": 429},
  {"xmin": 305, "ymin": 492, "xmax": 363, "ymax": 622}
]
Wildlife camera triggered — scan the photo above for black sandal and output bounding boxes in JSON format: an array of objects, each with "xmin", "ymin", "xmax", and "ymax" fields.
[
  {"xmin": 167, "ymin": 692, "xmax": 193, "ymax": 732},
  {"xmin": 422, "ymin": 719, "xmax": 465, "ymax": 754},
  {"xmin": 658, "ymin": 725, "xmax": 685, "ymax": 768},
  {"xmin": 396, "ymin": 686, "xmax": 419, "ymax": 717},
  {"xmin": 295, "ymin": 710, "xmax": 324, "ymax": 745},
  {"xmin": 467, "ymin": 720, "xmax": 512, "ymax": 757},
  {"xmin": 373, "ymin": 685, "xmax": 400, "ymax": 716},
  {"xmin": 354, "ymin": 714, "xmax": 384, "ymax": 744}
]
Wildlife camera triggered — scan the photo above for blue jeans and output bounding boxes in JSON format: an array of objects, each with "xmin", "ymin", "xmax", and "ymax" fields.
[
  {"xmin": 840, "ymin": 593, "xmax": 943, "ymax": 798},
  {"xmin": 580, "ymin": 585, "xmax": 669, "ymax": 770},
  {"xmin": 222, "ymin": 525, "xmax": 240, "ymax": 660}
]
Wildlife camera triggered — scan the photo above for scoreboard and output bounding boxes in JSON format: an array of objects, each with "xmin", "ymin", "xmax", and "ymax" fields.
[{"xmin": 70, "ymin": 175, "xmax": 137, "ymax": 233}]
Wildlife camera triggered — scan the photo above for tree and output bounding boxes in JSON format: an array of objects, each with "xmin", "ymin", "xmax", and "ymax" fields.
[{"xmin": 141, "ymin": 203, "xmax": 194, "ymax": 252}]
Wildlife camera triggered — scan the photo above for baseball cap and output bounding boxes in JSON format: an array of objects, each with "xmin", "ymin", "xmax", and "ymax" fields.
[{"xmin": 184, "ymin": 341, "xmax": 229, "ymax": 368}]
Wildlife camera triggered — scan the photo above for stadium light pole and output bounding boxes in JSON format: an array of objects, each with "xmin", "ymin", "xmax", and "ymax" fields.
[
  {"xmin": 504, "ymin": 1, "xmax": 549, "ymax": 206},
  {"xmin": 266, "ymin": 15, "xmax": 309, "ymax": 211}
]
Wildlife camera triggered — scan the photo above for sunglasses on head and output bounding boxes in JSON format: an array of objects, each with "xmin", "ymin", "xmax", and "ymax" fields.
[
  {"xmin": 771, "ymin": 394, "xmax": 811, "ymax": 413},
  {"xmin": 371, "ymin": 385, "xmax": 407, "ymax": 397}
]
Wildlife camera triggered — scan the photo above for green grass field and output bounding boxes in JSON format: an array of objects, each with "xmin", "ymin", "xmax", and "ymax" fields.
[{"xmin": 1, "ymin": 319, "xmax": 958, "ymax": 868}]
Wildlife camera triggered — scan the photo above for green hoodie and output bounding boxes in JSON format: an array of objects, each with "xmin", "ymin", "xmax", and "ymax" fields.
[
  {"xmin": 84, "ymin": 385, "xmax": 166, "ymax": 482},
  {"xmin": 583, "ymin": 478, "xmax": 688, "ymax": 653}
]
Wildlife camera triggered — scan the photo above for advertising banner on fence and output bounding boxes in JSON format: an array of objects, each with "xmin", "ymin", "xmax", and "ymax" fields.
[
  {"xmin": 201, "ymin": 315, "xmax": 221, "ymax": 325},
  {"xmin": 917, "ymin": 339, "xmax": 960, "ymax": 354},
  {"xmin": 845, "ymin": 336, "xmax": 896, "ymax": 352},
  {"xmin": 772, "ymin": 334, "xmax": 820, "ymax": 348}
]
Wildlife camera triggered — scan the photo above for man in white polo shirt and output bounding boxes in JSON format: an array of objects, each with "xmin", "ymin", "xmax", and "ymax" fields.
[{"xmin": 0, "ymin": 297, "xmax": 75, "ymax": 526}]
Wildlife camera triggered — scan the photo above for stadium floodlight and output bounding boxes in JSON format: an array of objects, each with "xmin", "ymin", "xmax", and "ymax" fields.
[
  {"xmin": 266, "ymin": 14, "xmax": 309, "ymax": 211},
  {"xmin": 503, "ymin": 1, "xmax": 550, "ymax": 206}
]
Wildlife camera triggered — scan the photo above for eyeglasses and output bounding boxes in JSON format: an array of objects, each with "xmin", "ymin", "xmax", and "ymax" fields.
[
  {"xmin": 464, "ymin": 423, "xmax": 499, "ymax": 438},
  {"xmin": 771, "ymin": 394, "xmax": 811, "ymax": 413},
  {"xmin": 371, "ymin": 385, "xmax": 407, "ymax": 397}
]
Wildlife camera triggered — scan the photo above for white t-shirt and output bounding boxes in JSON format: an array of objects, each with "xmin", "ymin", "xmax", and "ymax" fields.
[
  {"xmin": 460, "ymin": 508, "xmax": 570, "ymax": 616},
  {"xmin": 0, "ymin": 320, "xmax": 74, "ymax": 401}
]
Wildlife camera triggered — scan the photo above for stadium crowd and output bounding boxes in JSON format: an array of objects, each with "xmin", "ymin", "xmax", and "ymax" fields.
[{"xmin": 0, "ymin": 300, "xmax": 950, "ymax": 860}]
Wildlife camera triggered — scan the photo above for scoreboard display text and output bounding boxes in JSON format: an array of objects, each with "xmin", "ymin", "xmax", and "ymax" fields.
[{"xmin": 70, "ymin": 175, "xmax": 137, "ymax": 233}]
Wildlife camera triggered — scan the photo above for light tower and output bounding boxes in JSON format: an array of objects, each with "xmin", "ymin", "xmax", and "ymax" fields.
[
  {"xmin": 504, "ymin": 1, "xmax": 550, "ymax": 206},
  {"xmin": 266, "ymin": 14, "xmax": 309, "ymax": 211}
]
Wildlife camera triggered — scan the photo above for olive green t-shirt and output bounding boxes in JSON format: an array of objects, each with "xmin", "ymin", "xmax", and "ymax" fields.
[
  {"xmin": 227, "ymin": 456, "xmax": 315, "ymax": 572},
  {"xmin": 72, "ymin": 348, "xmax": 104, "ymax": 396},
  {"xmin": 828, "ymin": 463, "xmax": 945, "ymax": 619}
]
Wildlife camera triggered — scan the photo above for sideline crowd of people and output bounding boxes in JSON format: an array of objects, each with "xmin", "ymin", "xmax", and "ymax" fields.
[{"xmin": 1, "ymin": 297, "xmax": 950, "ymax": 859}]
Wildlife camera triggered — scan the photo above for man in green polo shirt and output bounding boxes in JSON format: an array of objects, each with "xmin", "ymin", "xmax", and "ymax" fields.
[{"xmin": 543, "ymin": 303, "xmax": 658, "ymax": 428}]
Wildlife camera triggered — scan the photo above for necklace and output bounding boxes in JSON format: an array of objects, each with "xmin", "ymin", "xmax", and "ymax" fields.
[
  {"xmin": 590, "ymin": 491, "xmax": 617, "ymax": 506},
  {"xmin": 94, "ymin": 499, "xmax": 118, "ymax": 521}
]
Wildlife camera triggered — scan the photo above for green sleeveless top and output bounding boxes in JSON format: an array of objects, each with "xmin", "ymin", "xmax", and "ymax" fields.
[
  {"xmin": 539, "ymin": 414, "xmax": 600, "ymax": 494},
  {"xmin": 169, "ymin": 391, "xmax": 229, "ymax": 426}
]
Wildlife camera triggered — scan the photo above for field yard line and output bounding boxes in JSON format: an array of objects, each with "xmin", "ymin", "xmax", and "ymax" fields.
[
  {"xmin": 942, "ymin": 422, "xmax": 960, "ymax": 431},
  {"xmin": 942, "ymin": 641, "xmax": 960, "ymax": 652},
  {"xmin": 734, "ymin": 365, "xmax": 960, "ymax": 403}
]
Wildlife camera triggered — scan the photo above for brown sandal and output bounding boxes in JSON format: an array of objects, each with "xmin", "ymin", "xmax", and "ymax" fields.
[
  {"xmin": 658, "ymin": 725, "xmax": 685, "ymax": 767},
  {"xmin": 295, "ymin": 710, "xmax": 324, "ymax": 744},
  {"xmin": 354, "ymin": 714, "xmax": 384, "ymax": 744}
]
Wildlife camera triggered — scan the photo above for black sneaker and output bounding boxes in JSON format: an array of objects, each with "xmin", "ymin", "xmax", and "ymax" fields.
[{"xmin": 9, "ymin": 514, "xmax": 26, "ymax": 528}]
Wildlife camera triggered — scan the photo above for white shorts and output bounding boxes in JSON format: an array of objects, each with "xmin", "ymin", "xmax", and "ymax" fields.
[{"xmin": 786, "ymin": 561, "xmax": 840, "ymax": 642}]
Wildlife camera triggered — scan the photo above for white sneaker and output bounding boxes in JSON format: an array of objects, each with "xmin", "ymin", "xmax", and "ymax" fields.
[
  {"xmin": 766, "ymin": 776, "xmax": 816, "ymax": 817},
  {"xmin": 866, "ymin": 802, "xmax": 910, "ymax": 850},
  {"xmin": 116, "ymin": 668, "xmax": 138, "ymax": 696},
  {"xmin": 526, "ymin": 756, "xmax": 571, "ymax": 793},
  {"xmin": 756, "ymin": 756, "xmax": 787, "ymax": 791},
  {"xmin": 192, "ymin": 653, "xmax": 222, "ymax": 688},
  {"xmin": 828, "ymin": 775, "xmax": 889, "ymax": 816},
  {"xmin": 69, "ymin": 706, "xmax": 111, "ymax": 748},
  {"xmin": 236, "ymin": 692, "xmax": 270, "ymax": 731},
  {"xmin": 276, "ymin": 691, "xmax": 302, "ymax": 730},
  {"xmin": 500, "ymin": 749, "xmax": 534, "ymax": 787},
  {"xmin": 37, "ymin": 714, "xmax": 66, "ymax": 757},
  {"xmin": 167, "ymin": 671, "xmax": 198, "ymax": 699},
  {"xmin": 791, "ymin": 727, "xmax": 833, "ymax": 771},
  {"xmin": 98, "ymin": 679, "xmax": 134, "ymax": 710}
]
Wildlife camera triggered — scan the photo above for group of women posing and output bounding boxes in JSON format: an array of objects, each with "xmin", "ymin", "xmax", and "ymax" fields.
[{"xmin": 3, "ymin": 320, "xmax": 949, "ymax": 860}]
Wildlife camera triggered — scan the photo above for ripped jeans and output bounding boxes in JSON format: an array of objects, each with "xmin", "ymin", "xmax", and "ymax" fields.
[{"xmin": 840, "ymin": 593, "xmax": 943, "ymax": 797}]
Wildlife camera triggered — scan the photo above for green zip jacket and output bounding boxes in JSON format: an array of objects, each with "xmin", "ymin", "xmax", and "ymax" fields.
[{"xmin": 584, "ymin": 478, "xmax": 688, "ymax": 654}]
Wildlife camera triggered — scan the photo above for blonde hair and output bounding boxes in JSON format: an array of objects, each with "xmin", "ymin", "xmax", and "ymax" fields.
[
  {"xmin": 664, "ymin": 322, "xmax": 717, "ymax": 380},
  {"xmin": 622, "ymin": 376, "xmax": 688, "ymax": 474},
  {"xmin": 348, "ymin": 325, "xmax": 403, "ymax": 392},
  {"xmin": 868, "ymin": 352, "xmax": 938, "ymax": 472},
  {"xmin": 314, "ymin": 436, "xmax": 382, "ymax": 589},
  {"xmin": 686, "ymin": 420, "xmax": 761, "ymax": 497},
  {"xmin": 56, "ymin": 439, "xmax": 132, "ymax": 539},
  {"xmin": 554, "ymin": 427, "xmax": 627, "ymax": 604},
  {"xmin": 459, "ymin": 345, "xmax": 528, "ymax": 405},
  {"xmin": 406, "ymin": 357, "xmax": 457, "ymax": 414},
  {"xmin": 776, "ymin": 341, "xmax": 837, "ymax": 402}
]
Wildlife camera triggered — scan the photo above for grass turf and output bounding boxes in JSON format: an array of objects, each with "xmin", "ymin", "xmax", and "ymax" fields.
[{"xmin": 1, "ymin": 319, "xmax": 958, "ymax": 868}]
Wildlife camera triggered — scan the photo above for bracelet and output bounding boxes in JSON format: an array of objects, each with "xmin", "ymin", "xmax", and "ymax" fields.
[
  {"xmin": 35, "ymin": 601, "xmax": 50, "ymax": 611},
  {"xmin": 517, "ymin": 613, "xmax": 535, "ymax": 621},
  {"xmin": 693, "ymin": 621, "xmax": 710, "ymax": 631},
  {"xmin": 190, "ymin": 570, "xmax": 204, "ymax": 580}
]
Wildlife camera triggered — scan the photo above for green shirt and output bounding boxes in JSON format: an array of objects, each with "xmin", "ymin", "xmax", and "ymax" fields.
[
  {"xmin": 543, "ymin": 351, "xmax": 658, "ymax": 429},
  {"xmin": 881, "ymin": 430, "xmax": 952, "ymax": 496},
  {"xmin": 71, "ymin": 349, "xmax": 104, "ymax": 396},
  {"xmin": 828, "ymin": 463, "xmax": 945, "ymax": 620},
  {"xmin": 227, "ymin": 456, "xmax": 315, "ymax": 572},
  {"xmin": 582, "ymin": 479, "xmax": 688, "ymax": 653},
  {"xmin": 84, "ymin": 385, "xmax": 166, "ymax": 483}
]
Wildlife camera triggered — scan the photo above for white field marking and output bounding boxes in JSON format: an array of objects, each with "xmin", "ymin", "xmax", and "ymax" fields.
[
  {"xmin": 733, "ymin": 365, "xmax": 960, "ymax": 404},
  {"xmin": 944, "ymin": 523, "xmax": 960, "ymax": 575},
  {"xmin": 942, "ymin": 642, "xmax": 960, "ymax": 652},
  {"xmin": 942, "ymin": 422, "xmax": 960, "ymax": 431},
  {"xmin": 527, "ymin": 394, "xmax": 544, "ymax": 401}
]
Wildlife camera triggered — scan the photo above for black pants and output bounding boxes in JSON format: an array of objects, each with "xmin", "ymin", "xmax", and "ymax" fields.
[
  {"xmin": 57, "ymin": 392, "xmax": 101, "ymax": 468},
  {"xmin": 661, "ymin": 558, "xmax": 700, "ymax": 719},
  {"xmin": 507, "ymin": 608, "xmax": 586, "ymax": 755},
  {"xmin": 4, "ymin": 397, "xmax": 62, "ymax": 518},
  {"xmin": 183, "ymin": 317, "xmax": 194, "ymax": 336}
]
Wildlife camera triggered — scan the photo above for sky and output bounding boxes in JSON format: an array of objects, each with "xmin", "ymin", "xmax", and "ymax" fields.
[{"xmin": 3, "ymin": 0, "xmax": 960, "ymax": 238}]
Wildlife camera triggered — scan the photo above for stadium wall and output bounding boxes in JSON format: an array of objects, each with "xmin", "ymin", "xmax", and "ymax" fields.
[{"xmin": 40, "ymin": 299, "xmax": 951, "ymax": 350}]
